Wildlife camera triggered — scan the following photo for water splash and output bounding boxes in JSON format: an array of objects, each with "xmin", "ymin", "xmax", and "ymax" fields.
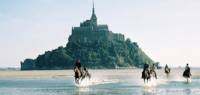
[
  {"xmin": 75, "ymin": 78, "xmax": 91, "ymax": 87},
  {"xmin": 143, "ymin": 77, "xmax": 157, "ymax": 87},
  {"xmin": 75, "ymin": 77, "xmax": 119, "ymax": 87}
]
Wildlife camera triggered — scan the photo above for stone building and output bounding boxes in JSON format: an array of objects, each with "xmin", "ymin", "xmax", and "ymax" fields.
[{"xmin": 69, "ymin": 3, "xmax": 125, "ymax": 43}]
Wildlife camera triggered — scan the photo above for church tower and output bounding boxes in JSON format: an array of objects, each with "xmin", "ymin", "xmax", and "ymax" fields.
[{"xmin": 90, "ymin": 1, "xmax": 97, "ymax": 26}]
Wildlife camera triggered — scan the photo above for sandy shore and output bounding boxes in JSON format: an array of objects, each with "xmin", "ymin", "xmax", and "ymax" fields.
[
  {"xmin": 0, "ymin": 69, "xmax": 139, "ymax": 78},
  {"xmin": 0, "ymin": 70, "xmax": 74, "ymax": 78},
  {"xmin": 0, "ymin": 69, "xmax": 199, "ymax": 79}
]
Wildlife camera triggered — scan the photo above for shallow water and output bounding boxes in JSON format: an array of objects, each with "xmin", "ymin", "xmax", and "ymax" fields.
[{"xmin": 0, "ymin": 69, "xmax": 200, "ymax": 95}]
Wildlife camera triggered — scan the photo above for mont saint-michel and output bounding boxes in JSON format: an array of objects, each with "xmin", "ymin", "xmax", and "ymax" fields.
[{"xmin": 21, "ymin": 5, "xmax": 156, "ymax": 70}]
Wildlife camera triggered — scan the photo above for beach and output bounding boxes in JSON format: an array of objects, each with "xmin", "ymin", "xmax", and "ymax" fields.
[
  {"xmin": 0, "ymin": 69, "xmax": 200, "ymax": 95},
  {"xmin": 0, "ymin": 68, "xmax": 200, "ymax": 78}
]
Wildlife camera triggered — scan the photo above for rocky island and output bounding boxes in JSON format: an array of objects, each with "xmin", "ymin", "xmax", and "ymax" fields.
[{"xmin": 21, "ymin": 5, "xmax": 156, "ymax": 70}]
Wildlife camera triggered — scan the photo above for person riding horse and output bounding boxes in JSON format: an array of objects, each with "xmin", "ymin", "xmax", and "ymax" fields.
[
  {"xmin": 183, "ymin": 64, "xmax": 192, "ymax": 82},
  {"xmin": 74, "ymin": 60, "xmax": 91, "ymax": 84},
  {"xmin": 142, "ymin": 63, "xmax": 151, "ymax": 83},
  {"xmin": 74, "ymin": 59, "xmax": 82, "ymax": 83},
  {"xmin": 150, "ymin": 64, "xmax": 157, "ymax": 79},
  {"xmin": 74, "ymin": 66, "xmax": 81, "ymax": 83},
  {"xmin": 165, "ymin": 64, "xmax": 170, "ymax": 77},
  {"xmin": 75, "ymin": 59, "xmax": 81, "ymax": 70}
]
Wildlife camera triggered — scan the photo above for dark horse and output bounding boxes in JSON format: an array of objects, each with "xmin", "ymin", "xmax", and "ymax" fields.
[
  {"xmin": 142, "ymin": 69, "xmax": 151, "ymax": 83},
  {"xmin": 183, "ymin": 64, "xmax": 191, "ymax": 83},
  {"xmin": 74, "ymin": 67, "xmax": 82, "ymax": 84},
  {"xmin": 165, "ymin": 65, "xmax": 170, "ymax": 77},
  {"xmin": 74, "ymin": 67, "xmax": 91, "ymax": 84}
]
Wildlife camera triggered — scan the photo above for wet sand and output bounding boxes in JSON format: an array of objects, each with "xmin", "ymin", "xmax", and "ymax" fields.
[
  {"xmin": 0, "ymin": 68, "xmax": 200, "ymax": 95},
  {"xmin": 0, "ymin": 68, "xmax": 199, "ymax": 79}
]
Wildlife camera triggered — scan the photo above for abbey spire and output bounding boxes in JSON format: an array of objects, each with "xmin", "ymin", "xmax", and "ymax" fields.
[
  {"xmin": 90, "ymin": 1, "xmax": 97, "ymax": 26},
  {"xmin": 92, "ymin": 1, "xmax": 95, "ymax": 16}
]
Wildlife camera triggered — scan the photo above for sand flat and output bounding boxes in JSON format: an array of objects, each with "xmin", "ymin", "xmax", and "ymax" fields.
[
  {"xmin": 0, "ymin": 70, "xmax": 73, "ymax": 78},
  {"xmin": 0, "ymin": 68, "xmax": 199, "ymax": 79}
]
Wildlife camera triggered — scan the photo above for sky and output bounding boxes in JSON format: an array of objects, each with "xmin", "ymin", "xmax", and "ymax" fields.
[{"xmin": 0, "ymin": 0, "xmax": 200, "ymax": 68}]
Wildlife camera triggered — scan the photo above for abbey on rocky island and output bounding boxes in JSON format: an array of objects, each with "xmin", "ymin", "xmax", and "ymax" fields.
[{"xmin": 21, "ymin": 3, "xmax": 156, "ymax": 70}]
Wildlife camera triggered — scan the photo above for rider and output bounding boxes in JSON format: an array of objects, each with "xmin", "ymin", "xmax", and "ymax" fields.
[
  {"xmin": 143, "ymin": 63, "xmax": 149, "ymax": 70},
  {"xmin": 165, "ymin": 64, "xmax": 170, "ymax": 73},
  {"xmin": 74, "ymin": 59, "xmax": 82, "ymax": 76},
  {"xmin": 185, "ymin": 64, "xmax": 190, "ymax": 71},
  {"xmin": 75, "ymin": 59, "xmax": 81, "ymax": 69},
  {"xmin": 183, "ymin": 63, "xmax": 191, "ymax": 78},
  {"xmin": 150, "ymin": 64, "xmax": 157, "ymax": 79},
  {"xmin": 74, "ymin": 59, "xmax": 82, "ymax": 84},
  {"xmin": 165, "ymin": 64, "xmax": 170, "ymax": 78},
  {"xmin": 142, "ymin": 63, "xmax": 150, "ymax": 83},
  {"xmin": 165, "ymin": 64, "xmax": 168, "ymax": 68},
  {"xmin": 150, "ymin": 64, "xmax": 155, "ymax": 71}
]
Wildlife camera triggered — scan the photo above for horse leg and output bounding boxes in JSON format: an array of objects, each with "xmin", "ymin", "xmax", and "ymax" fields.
[
  {"xmin": 75, "ymin": 78, "xmax": 79, "ymax": 84},
  {"xmin": 153, "ymin": 71, "xmax": 157, "ymax": 79},
  {"xmin": 88, "ymin": 74, "xmax": 91, "ymax": 80},
  {"xmin": 81, "ymin": 76, "xmax": 85, "ymax": 81}
]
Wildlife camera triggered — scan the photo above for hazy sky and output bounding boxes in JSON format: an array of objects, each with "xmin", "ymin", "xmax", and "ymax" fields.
[{"xmin": 0, "ymin": 0, "xmax": 200, "ymax": 67}]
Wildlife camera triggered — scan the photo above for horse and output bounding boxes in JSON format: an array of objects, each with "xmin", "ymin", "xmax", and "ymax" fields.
[
  {"xmin": 81, "ymin": 68, "xmax": 91, "ymax": 81},
  {"xmin": 74, "ymin": 67, "xmax": 82, "ymax": 84},
  {"xmin": 74, "ymin": 67, "xmax": 91, "ymax": 84},
  {"xmin": 165, "ymin": 67, "xmax": 170, "ymax": 78},
  {"xmin": 183, "ymin": 69, "xmax": 192, "ymax": 83},
  {"xmin": 150, "ymin": 69, "xmax": 157, "ymax": 79},
  {"xmin": 142, "ymin": 69, "xmax": 151, "ymax": 83}
]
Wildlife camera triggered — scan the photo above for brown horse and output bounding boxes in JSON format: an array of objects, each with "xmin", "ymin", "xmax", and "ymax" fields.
[
  {"xmin": 74, "ymin": 67, "xmax": 82, "ymax": 84},
  {"xmin": 81, "ymin": 67, "xmax": 91, "ymax": 80},
  {"xmin": 142, "ymin": 69, "xmax": 151, "ymax": 83},
  {"xmin": 74, "ymin": 67, "xmax": 91, "ymax": 84},
  {"xmin": 150, "ymin": 69, "xmax": 157, "ymax": 79}
]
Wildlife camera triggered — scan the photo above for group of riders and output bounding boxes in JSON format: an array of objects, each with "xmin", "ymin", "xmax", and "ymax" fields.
[
  {"xmin": 142, "ymin": 63, "xmax": 192, "ymax": 83},
  {"xmin": 142, "ymin": 63, "xmax": 157, "ymax": 83},
  {"xmin": 74, "ymin": 59, "xmax": 192, "ymax": 84}
]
